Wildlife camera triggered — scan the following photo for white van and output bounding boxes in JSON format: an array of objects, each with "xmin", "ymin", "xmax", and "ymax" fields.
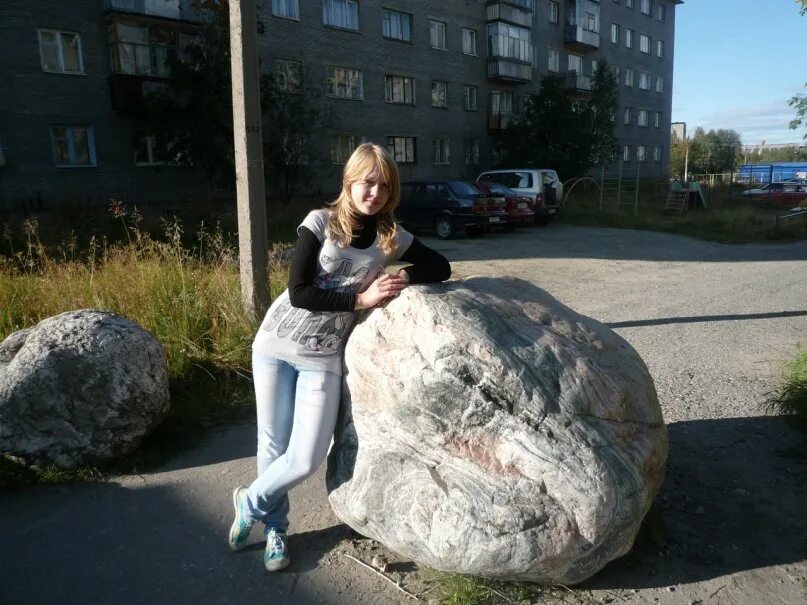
[{"xmin": 476, "ymin": 168, "xmax": 562, "ymax": 225}]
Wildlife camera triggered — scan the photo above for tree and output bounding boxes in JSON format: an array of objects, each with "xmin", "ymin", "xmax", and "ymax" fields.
[
  {"xmin": 789, "ymin": 1, "xmax": 807, "ymax": 139},
  {"xmin": 497, "ymin": 63, "xmax": 620, "ymax": 178},
  {"xmin": 669, "ymin": 127, "xmax": 742, "ymax": 177}
]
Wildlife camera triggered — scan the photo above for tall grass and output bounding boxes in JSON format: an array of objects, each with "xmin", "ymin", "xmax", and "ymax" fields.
[
  {"xmin": 0, "ymin": 202, "xmax": 292, "ymax": 487},
  {"xmin": 767, "ymin": 348, "xmax": 807, "ymax": 432}
]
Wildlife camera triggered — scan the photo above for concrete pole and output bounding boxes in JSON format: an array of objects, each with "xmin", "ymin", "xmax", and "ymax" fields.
[{"xmin": 230, "ymin": 0, "xmax": 269, "ymax": 320}]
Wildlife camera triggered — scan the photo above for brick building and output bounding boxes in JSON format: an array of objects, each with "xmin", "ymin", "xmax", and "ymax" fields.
[{"xmin": 0, "ymin": 0, "xmax": 682, "ymax": 209}]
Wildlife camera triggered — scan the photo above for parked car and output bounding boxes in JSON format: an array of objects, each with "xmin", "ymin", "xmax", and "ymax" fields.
[
  {"xmin": 398, "ymin": 180, "xmax": 507, "ymax": 239},
  {"xmin": 473, "ymin": 181, "xmax": 535, "ymax": 230},
  {"xmin": 477, "ymin": 168, "xmax": 562, "ymax": 225},
  {"xmin": 743, "ymin": 182, "xmax": 807, "ymax": 208}
]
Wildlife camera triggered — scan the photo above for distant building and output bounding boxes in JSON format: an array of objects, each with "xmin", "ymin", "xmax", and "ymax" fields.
[
  {"xmin": 1, "ymin": 0, "xmax": 683, "ymax": 210},
  {"xmin": 670, "ymin": 121, "xmax": 686, "ymax": 141}
]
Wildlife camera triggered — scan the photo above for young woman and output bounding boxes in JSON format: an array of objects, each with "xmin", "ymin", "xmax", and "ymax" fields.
[{"xmin": 228, "ymin": 143, "xmax": 451, "ymax": 571}]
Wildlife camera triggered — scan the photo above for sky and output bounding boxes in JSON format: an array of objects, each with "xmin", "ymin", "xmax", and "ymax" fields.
[{"xmin": 672, "ymin": 0, "xmax": 807, "ymax": 146}]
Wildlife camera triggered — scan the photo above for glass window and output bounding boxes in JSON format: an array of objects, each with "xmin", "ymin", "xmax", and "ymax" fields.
[
  {"xmin": 654, "ymin": 111, "xmax": 661, "ymax": 128},
  {"xmin": 431, "ymin": 81, "xmax": 448, "ymax": 108},
  {"xmin": 655, "ymin": 75, "xmax": 664, "ymax": 93},
  {"xmin": 657, "ymin": 3, "xmax": 666, "ymax": 21},
  {"xmin": 430, "ymin": 20, "xmax": 447, "ymax": 50},
  {"xmin": 386, "ymin": 136, "xmax": 416, "ymax": 164},
  {"xmin": 384, "ymin": 74, "xmax": 415, "ymax": 104},
  {"xmin": 383, "ymin": 9, "xmax": 412, "ymax": 41},
  {"xmin": 462, "ymin": 28, "xmax": 477, "ymax": 55},
  {"xmin": 640, "ymin": 33, "xmax": 650, "ymax": 54},
  {"xmin": 623, "ymin": 145, "xmax": 631, "ymax": 162},
  {"xmin": 490, "ymin": 90, "xmax": 513, "ymax": 115},
  {"xmin": 625, "ymin": 28, "xmax": 634, "ymax": 48},
  {"xmin": 433, "ymin": 138, "xmax": 450, "ymax": 164},
  {"xmin": 464, "ymin": 139, "xmax": 480, "ymax": 165},
  {"xmin": 656, "ymin": 39, "xmax": 664, "ymax": 58},
  {"xmin": 275, "ymin": 59, "xmax": 302, "ymax": 92},
  {"xmin": 568, "ymin": 54, "xmax": 583, "ymax": 74},
  {"xmin": 626, "ymin": 0, "xmax": 634, "ymax": 8},
  {"xmin": 639, "ymin": 71, "xmax": 650, "ymax": 90},
  {"xmin": 50, "ymin": 126, "xmax": 96, "ymax": 166},
  {"xmin": 330, "ymin": 134, "xmax": 362, "ymax": 163},
  {"xmin": 272, "ymin": 0, "xmax": 299, "ymax": 19},
  {"xmin": 637, "ymin": 144, "xmax": 647, "ymax": 162},
  {"xmin": 625, "ymin": 68, "xmax": 634, "ymax": 87},
  {"xmin": 653, "ymin": 145, "xmax": 661, "ymax": 161},
  {"xmin": 624, "ymin": 107, "xmax": 632, "ymax": 125},
  {"xmin": 611, "ymin": 23, "xmax": 620, "ymax": 45},
  {"xmin": 638, "ymin": 109, "xmax": 649, "ymax": 126},
  {"xmin": 323, "ymin": 0, "xmax": 359, "ymax": 30},
  {"xmin": 326, "ymin": 66, "xmax": 363, "ymax": 99},
  {"xmin": 549, "ymin": 1, "xmax": 559, "ymax": 24},
  {"xmin": 464, "ymin": 85, "xmax": 478, "ymax": 111},
  {"xmin": 488, "ymin": 22, "xmax": 532, "ymax": 63},
  {"xmin": 547, "ymin": 47, "xmax": 560, "ymax": 72},
  {"xmin": 641, "ymin": 0, "xmax": 651, "ymax": 15},
  {"xmin": 38, "ymin": 30, "xmax": 84, "ymax": 74}
]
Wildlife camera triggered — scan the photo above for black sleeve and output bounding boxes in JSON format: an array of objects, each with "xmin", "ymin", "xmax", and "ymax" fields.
[
  {"xmin": 287, "ymin": 227, "xmax": 357, "ymax": 312},
  {"xmin": 398, "ymin": 237, "xmax": 452, "ymax": 284}
]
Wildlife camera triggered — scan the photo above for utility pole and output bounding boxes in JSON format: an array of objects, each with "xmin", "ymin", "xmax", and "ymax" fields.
[{"xmin": 230, "ymin": 0, "xmax": 269, "ymax": 320}]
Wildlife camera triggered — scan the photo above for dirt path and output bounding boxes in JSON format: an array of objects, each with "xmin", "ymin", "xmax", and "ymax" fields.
[{"xmin": 2, "ymin": 224, "xmax": 806, "ymax": 605}]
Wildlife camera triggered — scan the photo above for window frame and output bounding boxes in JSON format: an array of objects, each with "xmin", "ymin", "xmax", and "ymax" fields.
[
  {"xmin": 655, "ymin": 75, "xmax": 664, "ymax": 93},
  {"xmin": 656, "ymin": 3, "xmax": 666, "ymax": 21},
  {"xmin": 322, "ymin": 0, "xmax": 360, "ymax": 31},
  {"xmin": 431, "ymin": 80, "xmax": 448, "ymax": 108},
  {"xmin": 625, "ymin": 68, "xmax": 634, "ymax": 87},
  {"xmin": 611, "ymin": 23, "xmax": 620, "ymax": 45},
  {"xmin": 464, "ymin": 138, "xmax": 480, "ymax": 165},
  {"xmin": 330, "ymin": 134, "xmax": 363, "ymax": 164},
  {"xmin": 654, "ymin": 111, "xmax": 661, "ymax": 128},
  {"xmin": 430, "ymin": 19, "xmax": 447, "ymax": 50},
  {"xmin": 547, "ymin": 47, "xmax": 560, "ymax": 72},
  {"xmin": 625, "ymin": 28, "xmax": 634, "ymax": 49},
  {"xmin": 275, "ymin": 58, "xmax": 302, "ymax": 92},
  {"xmin": 432, "ymin": 137, "xmax": 451, "ymax": 165},
  {"xmin": 623, "ymin": 145, "xmax": 631, "ymax": 162},
  {"xmin": 653, "ymin": 145, "xmax": 661, "ymax": 162},
  {"xmin": 38, "ymin": 29, "xmax": 85, "ymax": 75},
  {"xmin": 624, "ymin": 107, "xmax": 632, "ymax": 126},
  {"xmin": 382, "ymin": 8, "xmax": 413, "ymax": 42},
  {"xmin": 637, "ymin": 144, "xmax": 647, "ymax": 162},
  {"xmin": 638, "ymin": 71, "xmax": 650, "ymax": 90},
  {"xmin": 50, "ymin": 125, "xmax": 97, "ymax": 167},
  {"xmin": 326, "ymin": 66, "xmax": 363, "ymax": 100},
  {"xmin": 272, "ymin": 0, "xmax": 300, "ymax": 20},
  {"xmin": 548, "ymin": 1, "xmax": 560, "ymax": 25},
  {"xmin": 462, "ymin": 27, "xmax": 478, "ymax": 56},
  {"xmin": 640, "ymin": 0, "xmax": 651, "ymax": 15},
  {"xmin": 637, "ymin": 109, "xmax": 649, "ymax": 127},
  {"xmin": 384, "ymin": 74, "xmax": 416, "ymax": 105},
  {"xmin": 656, "ymin": 39, "xmax": 664, "ymax": 58},
  {"xmin": 387, "ymin": 136, "xmax": 417, "ymax": 164},
  {"xmin": 639, "ymin": 33, "xmax": 650, "ymax": 54},
  {"xmin": 463, "ymin": 84, "xmax": 478, "ymax": 111}
]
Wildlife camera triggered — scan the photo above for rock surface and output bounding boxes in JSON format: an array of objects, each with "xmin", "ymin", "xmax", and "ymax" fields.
[
  {"xmin": 327, "ymin": 276, "xmax": 668, "ymax": 584},
  {"xmin": 0, "ymin": 310, "xmax": 169, "ymax": 468}
]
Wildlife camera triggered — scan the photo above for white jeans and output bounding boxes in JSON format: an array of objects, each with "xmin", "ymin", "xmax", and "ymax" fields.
[{"xmin": 246, "ymin": 348, "xmax": 341, "ymax": 532}]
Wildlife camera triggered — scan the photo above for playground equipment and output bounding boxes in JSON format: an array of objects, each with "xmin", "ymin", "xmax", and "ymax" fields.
[
  {"xmin": 561, "ymin": 176, "xmax": 600, "ymax": 207},
  {"xmin": 665, "ymin": 181, "xmax": 708, "ymax": 213},
  {"xmin": 599, "ymin": 163, "xmax": 640, "ymax": 215}
]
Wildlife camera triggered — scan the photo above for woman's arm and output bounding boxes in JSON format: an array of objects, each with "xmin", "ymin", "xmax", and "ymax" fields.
[
  {"xmin": 288, "ymin": 227, "xmax": 357, "ymax": 312},
  {"xmin": 397, "ymin": 237, "xmax": 452, "ymax": 284}
]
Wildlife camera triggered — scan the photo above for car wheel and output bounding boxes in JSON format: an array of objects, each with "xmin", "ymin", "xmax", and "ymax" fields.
[{"xmin": 435, "ymin": 217, "xmax": 455, "ymax": 240}]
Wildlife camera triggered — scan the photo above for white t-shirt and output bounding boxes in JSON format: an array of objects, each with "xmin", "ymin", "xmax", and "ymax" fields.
[{"xmin": 253, "ymin": 209, "xmax": 414, "ymax": 374}]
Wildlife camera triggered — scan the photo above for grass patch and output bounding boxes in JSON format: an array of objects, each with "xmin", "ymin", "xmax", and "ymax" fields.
[
  {"xmin": 0, "ymin": 202, "xmax": 294, "ymax": 491},
  {"xmin": 766, "ymin": 348, "xmax": 807, "ymax": 432},
  {"xmin": 559, "ymin": 192, "xmax": 807, "ymax": 244},
  {"xmin": 421, "ymin": 569, "xmax": 584, "ymax": 604}
]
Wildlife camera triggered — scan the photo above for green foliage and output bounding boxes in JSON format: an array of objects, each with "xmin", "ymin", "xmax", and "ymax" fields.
[
  {"xmin": 421, "ymin": 569, "xmax": 578, "ymax": 604},
  {"xmin": 789, "ymin": 2, "xmax": 807, "ymax": 137},
  {"xmin": 669, "ymin": 127, "xmax": 743, "ymax": 177},
  {"xmin": 766, "ymin": 348, "xmax": 807, "ymax": 431},
  {"xmin": 497, "ymin": 64, "xmax": 620, "ymax": 179},
  {"xmin": 740, "ymin": 145, "xmax": 807, "ymax": 165}
]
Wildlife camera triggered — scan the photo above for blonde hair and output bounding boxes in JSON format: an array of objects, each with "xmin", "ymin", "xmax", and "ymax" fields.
[{"xmin": 326, "ymin": 143, "xmax": 401, "ymax": 255}]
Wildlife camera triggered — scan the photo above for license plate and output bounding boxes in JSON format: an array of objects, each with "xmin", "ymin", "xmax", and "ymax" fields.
[
  {"xmin": 489, "ymin": 216, "xmax": 502, "ymax": 223},
  {"xmin": 548, "ymin": 209, "xmax": 557, "ymax": 214},
  {"xmin": 517, "ymin": 202, "xmax": 528, "ymax": 209}
]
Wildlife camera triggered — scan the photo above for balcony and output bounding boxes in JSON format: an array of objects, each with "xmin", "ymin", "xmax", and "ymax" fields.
[
  {"xmin": 103, "ymin": 0, "xmax": 203, "ymax": 24},
  {"xmin": 564, "ymin": 72, "xmax": 592, "ymax": 98},
  {"xmin": 487, "ymin": 34, "xmax": 533, "ymax": 83},
  {"xmin": 487, "ymin": 60, "xmax": 532, "ymax": 83},
  {"xmin": 564, "ymin": 25, "xmax": 599, "ymax": 51},
  {"xmin": 486, "ymin": 2, "xmax": 533, "ymax": 27},
  {"xmin": 488, "ymin": 112, "xmax": 516, "ymax": 133}
]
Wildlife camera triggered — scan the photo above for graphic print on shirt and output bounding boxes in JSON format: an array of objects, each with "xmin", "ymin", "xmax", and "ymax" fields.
[{"xmin": 262, "ymin": 255, "xmax": 381, "ymax": 354}]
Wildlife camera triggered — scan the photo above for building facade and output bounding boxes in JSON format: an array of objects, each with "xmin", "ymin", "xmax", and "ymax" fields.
[{"xmin": 0, "ymin": 0, "xmax": 682, "ymax": 209}]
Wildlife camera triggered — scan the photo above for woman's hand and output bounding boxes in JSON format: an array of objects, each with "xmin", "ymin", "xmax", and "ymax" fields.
[{"xmin": 355, "ymin": 272, "xmax": 409, "ymax": 310}]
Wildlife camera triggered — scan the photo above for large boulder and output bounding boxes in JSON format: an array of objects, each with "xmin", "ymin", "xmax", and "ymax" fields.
[
  {"xmin": 0, "ymin": 310, "xmax": 169, "ymax": 468},
  {"xmin": 327, "ymin": 277, "xmax": 667, "ymax": 585}
]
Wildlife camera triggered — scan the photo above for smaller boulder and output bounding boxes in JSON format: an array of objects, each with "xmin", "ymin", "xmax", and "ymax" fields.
[{"xmin": 0, "ymin": 310, "xmax": 169, "ymax": 468}]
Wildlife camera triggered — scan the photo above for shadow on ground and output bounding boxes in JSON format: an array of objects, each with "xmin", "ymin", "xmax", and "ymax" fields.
[{"xmin": 583, "ymin": 415, "xmax": 807, "ymax": 590}]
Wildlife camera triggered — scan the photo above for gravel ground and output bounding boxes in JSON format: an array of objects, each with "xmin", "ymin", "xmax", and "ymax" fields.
[{"xmin": 1, "ymin": 224, "xmax": 806, "ymax": 605}]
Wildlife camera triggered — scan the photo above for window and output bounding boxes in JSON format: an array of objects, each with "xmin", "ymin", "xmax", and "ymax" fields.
[
  {"xmin": 387, "ymin": 136, "xmax": 416, "ymax": 164},
  {"xmin": 638, "ymin": 109, "xmax": 649, "ymax": 126},
  {"xmin": 50, "ymin": 126, "xmax": 96, "ymax": 167},
  {"xmin": 611, "ymin": 23, "xmax": 620, "ymax": 44},
  {"xmin": 135, "ymin": 134, "xmax": 187, "ymax": 166},
  {"xmin": 591, "ymin": 60, "xmax": 599, "ymax": 76},
  {"xmin": 433, "ymin": 138, "xmax": 450, "ymax": 164},
  {"xmin": 637, "ymin": 144, "xmax": 647, "ymax": 162},
  {"xmin": 108, "ymin": 22, "xmax": 174, "ymax": 77},
  {"xmin": 549, "ymin": 1, "xmax": 559, "ymax": 24},
  {"xmin": 640, "ymin": 33, "xmax": 650, "ymax": 54},
  {"xmin": 432, "ymin": 81, "xmax": 448, "ymax": 108},
  {"xmin": 568, "ymin": 53, "xmax": 583, "ymax": 74},
  {"xmin": 655, "ymin": 75, "xmax": 664, "ymax": 93},
  {"xmin": 626, "ymin": 0, "xmax": 634, "ymax": 8},
  {"xmin": 323, "ymin": 0, "xmax": 359, "ymax": 30},
  {"xmin": 638, "ymin": 71, "xmax": 649, "ymax": 90},
  {"xmin": 38, "ymin": 30, "xmax": 83, "ymax": 74},
  {"xmin": 464, "ymin": 85, "xmax": 478, "ymax": 111},
  {"xmin": 656, "ymin": 39, "xmax": 664, "ymax": 58},
  {"xmin": 326, "ymin": 66, "xmax": 363, "ymax": 99},
  {"xmin": 487, "ymin": 22, "xmax": 532, "ymax": 62},
  {"xmin": 384, "ymin": 74, "xmax": 415, "ymax": 104},
  {"xmin": 547, "ymin": 47, "xmax": 560, "ymax": 72},
  {"xmin": 275, "ymin": 59, "xmax": 302, "ymax": 92},
  {"xmin": 462, "ymin": 28, "xmax": 477, "ymax": 55},
  {"xmin": 625, "ymin": 68, "xmax": 634, "ymax": 87},
  {"xmin": 624, "ymin": 107, "xmax": 632, "ymax": 125},
  {"xmin": 383, "ymin": 9, "xmax": 412, "ymax": 41},
  {"xmin": 430, "ymin": 20, "xmax": 446, "ymax": 50},
  {"xmin": 464, "ymin": 138, "xmax": 480, "ymax": 165},
  {"xmin": 657, "ymin": 3, "xmax": 666, "ymax": 21},
  {"xmin": 272, "ymin": 0, "xmax": 299, "ymax": 19},
  {"xmin": 653, "ymin": 145, "xmax": 661, "ymax": 162},
  {"xmin": 623, "ymin": 145, "xmax": 631, "ymax": 162},
  {"xmin": 490, "ymin": 90, "xmax": 513, "ymax": 116},
  {"xmin": 625, "ymin": 28, "xmax": 634, "ymax": 48},
  {"xmin": 641, "ymin": 0, "xmax": 651, "ymax": 15},
  {"xmin": 654, "ymin": 111, "xmax": 661, "ymax": 128},
  {"xmin": 331, "ymin": 134, "xmax": 362, "ymax": 163}
]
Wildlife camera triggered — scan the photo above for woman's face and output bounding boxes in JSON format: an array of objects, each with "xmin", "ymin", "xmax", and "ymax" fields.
[{"xmin": 350, "ymin": 166, "xmax": 390, "ymax": 216}]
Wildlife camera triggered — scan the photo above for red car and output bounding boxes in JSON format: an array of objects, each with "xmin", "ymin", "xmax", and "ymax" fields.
[
  {"xmin": 743, "ymin": 182, "xmax": 807, "ymax": 208},
  {"xmin": 474, "ymin": 181, "xmax": 535, "ymax": 229}
]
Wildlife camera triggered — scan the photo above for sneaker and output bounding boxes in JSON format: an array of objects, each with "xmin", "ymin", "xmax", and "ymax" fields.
[
  {"xmin": 264, "ymin": 528, "xmax": 290, "ymax": 571},
  {"xmin": 228, "ymin": 486, "xmax": 253, "ymax": 551}
]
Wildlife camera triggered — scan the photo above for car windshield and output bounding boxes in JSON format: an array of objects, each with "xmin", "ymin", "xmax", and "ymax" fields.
[
  {"xmin": 448, "ymin": 181, "xmax": 481, "ymax": 197},
  {"xmin": 482, "ymin": 182, "xmax": 516, "ymax": 195}
]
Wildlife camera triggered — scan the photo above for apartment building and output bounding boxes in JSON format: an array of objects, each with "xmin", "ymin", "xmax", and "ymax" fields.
[{"xmin": 0, "ymin": 0, "xmax": 682, "ymax": 209}]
